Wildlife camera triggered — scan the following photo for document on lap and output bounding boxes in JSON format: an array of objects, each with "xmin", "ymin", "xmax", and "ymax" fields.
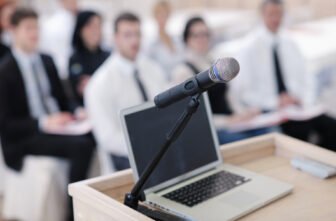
[
  {"xmin": 225, "ymin": 105, "xmax": 326, "ymax": 133},
  {"xmin": 43, "ymin": 119, "xmax": 92, "ymax": 135}
]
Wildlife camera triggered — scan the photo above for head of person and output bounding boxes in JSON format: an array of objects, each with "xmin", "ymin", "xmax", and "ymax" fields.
[
  {"xmin": 0, "ymin": 0, "xmax": 17, "ymax": 33},
  {"xmin": 153, "ymin": 0, "xmax": 171, "ymax": 31},
  {"xmin": 60, "ymin": 0, "xmax": 78, "ymax": 14},
  {"xmin": 11, "ymin": 8, "xmax": 39, "ymax": 53},
  {"xmin": 260, "ymin": 0, "xmax": 284, "ymax": 34},
  {"xmin": 114, "ymin": 12, "xmax": 141, "ymax": 61},
  {"xmin": 183, "ymin": 17, "xmax": 211, "ymax": 55},
  {"xmin": 72, "ymin": 10, "xmax": 102, "ymax": 52}
]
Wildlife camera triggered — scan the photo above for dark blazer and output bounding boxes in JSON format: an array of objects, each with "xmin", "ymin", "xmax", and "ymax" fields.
[
  {"xmin": 0, "ymin": 52, "xmax": 70, "ymax": 170},
  {"xmin": 0, "ymin": 43, "xmax": 10, "ymax": 60}
]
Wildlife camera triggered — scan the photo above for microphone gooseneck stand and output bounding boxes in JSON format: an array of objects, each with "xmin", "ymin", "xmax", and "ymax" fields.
[{"xmin": 124, "ymin": 93, "xmax": 202, "ymax": 221}]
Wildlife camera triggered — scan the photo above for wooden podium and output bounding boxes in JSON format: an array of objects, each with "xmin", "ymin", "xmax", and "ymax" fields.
[{"xmin": 69, "ymin": 133, "xmax": 336, "ymax": 221}]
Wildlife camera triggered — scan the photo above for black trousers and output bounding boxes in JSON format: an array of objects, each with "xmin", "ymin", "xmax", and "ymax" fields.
[
  {"xmin": 19, "ymin": 133, "xmax": 96, "ymax": 221},
  {"xmin": 281, "ymin": 114, "xmax": 336, "ymax": 151}
]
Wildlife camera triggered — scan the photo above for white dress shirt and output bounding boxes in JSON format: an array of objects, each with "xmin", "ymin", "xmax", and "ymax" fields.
[
  {"xmin": 85, "ymin": 53, "xmax": 168, "ymax": 156},
  {"xmin": 147, "ymin": 36, "xmax": 184, "ymax": 81},
  {"xmin": 40, "ymin": 8, "xmax": 76, "ymax": 78},
  {"xmin": 12, "ymin": 48, "xmax": 59, "ymax": 120},
  {"xmin": 232, "ymin": 26, "xmax": 315, "ymax": 111}
]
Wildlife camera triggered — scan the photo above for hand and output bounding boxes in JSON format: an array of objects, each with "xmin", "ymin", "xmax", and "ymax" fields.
[
  {"xmin": 75, "ymin": 107, "xmax": 88, "ymax": 121},
  {"xmin": 278, "ymin": 93, "xmax": 300, "ymax": 108},
  {"xmin": 77, "ymin": 75, "xmax": 91, "ymax": 96},
  {"xmin": 44, "ymin": 112, "xmax": 75, "ymax": 129}
]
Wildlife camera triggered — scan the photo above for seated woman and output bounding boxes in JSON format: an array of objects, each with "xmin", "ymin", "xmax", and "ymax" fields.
[
  {"xmin": 172, "ymin": 17, "xmax": 276, "ymax": 144},
  {"xmin": 69, "ymin": 10, "xmax": 110, "ymax": 106},
  {"xmin": 146, "ymin": 0, "xmax": 183, "ymax": 81}
]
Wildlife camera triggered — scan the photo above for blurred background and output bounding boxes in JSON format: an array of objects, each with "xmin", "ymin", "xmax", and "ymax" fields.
[{"xmin": 1, "ymin": 0, "xmax": 336, "ymax": 220}]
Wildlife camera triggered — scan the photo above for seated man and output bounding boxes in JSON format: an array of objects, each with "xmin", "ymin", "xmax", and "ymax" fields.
[
  {"xmin": 233, "ymin": 0, "xmax": 336, "ymax": 150},
  {"xmin": 85, "ymin": 12, "xmax": 167, "ymax": 171},
  {"xmin": 0, "ymin": 8, "xmax": 95, "ymax": 221}
]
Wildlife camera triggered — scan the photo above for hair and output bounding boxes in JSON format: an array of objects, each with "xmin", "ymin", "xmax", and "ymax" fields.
[
  {"xmin": 183, "ymin": 16, "xmax": 205, "ymax": 44},
  {"xmin": 260, "ymin": 0, "xmax": 284, "ymax": 9},
  {"xmin": 153, "ymin": 0, "xmax": 171, "ymax": 15},
  {"xmin": 10, "ymin": 7, "xmax": 38, "ymax": 27},
  {"xmin": 1, "ymin": 0, "xmax": 16, "ymax": 36},
  {"xmin": 114, "ymin": 12, "xmax": 140, "ymax": 33},
  {"xmin": 72, "ymin": 10, "xmax": 101, "ymax": 50}
]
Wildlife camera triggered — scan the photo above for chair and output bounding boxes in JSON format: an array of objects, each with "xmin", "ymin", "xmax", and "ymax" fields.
[
  {"xmin": 0, "ymin": 143, "xmax": 69, "ymax": 221},
  {"xmin": 97, "ymin": 149, "xmax": 115, "ymax": 175}
]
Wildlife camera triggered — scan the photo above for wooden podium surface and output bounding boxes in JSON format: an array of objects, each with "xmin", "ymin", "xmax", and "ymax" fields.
[{"xmin": 69, "ymin": 133, "xmax": 336, "ymax": 221}]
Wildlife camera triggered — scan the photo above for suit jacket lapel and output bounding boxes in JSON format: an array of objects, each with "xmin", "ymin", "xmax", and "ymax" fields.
[{"xmin": 8, "ymin": 53, "xmax": 31, "ymax": 115}]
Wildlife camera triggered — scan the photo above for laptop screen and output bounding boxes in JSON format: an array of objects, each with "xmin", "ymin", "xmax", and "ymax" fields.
[{"xmin": 123, "ymin": 95, "xmax": 220, "ymax": 191}]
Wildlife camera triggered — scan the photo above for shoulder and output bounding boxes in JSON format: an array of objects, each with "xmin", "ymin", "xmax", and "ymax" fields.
[
  {"xmin": 103, "ymin": 50, "xmax": 111, "ymax": 57},
  {"xmin": 88, "ymin": 55, "xmax": 115, "ymax": 86},
  {"xmin": 139, "ymin": 55, "xmax": 161, "ymax": 68},
  {"xmin": 0, "ymin": 43, "xmax": 9, "ymax": 52},
  {"xmin": 69, "ymin": 51, "xmax": 81, "ymax": 60},
  {"xmin": 68, "ymin": 51, "xmax": 83, "ymax": 68},
  {"xmin": 0, "ymin": 53, "xmax": 16, "ymax": 75},
  {"xmin": 171, "ymin": 62, "xmax": 194, "ymax": 83},
  {"xmin": 279, "ymin": 31, "xmax": 300, "ymax": 49},
  {"xmin": 99, "ymin": 49, "xmax": 111, "ymax": 60},
  {"xmin": 40, "ymin": 53, "xmax": 55, "ymax": 64},
  {"xmin": 137, "ymin": 55, "xmax": 164, "ymax": 76},
  {"xmin": 138, "ymin": 55, "xmax": 168, "ymax": 82}
]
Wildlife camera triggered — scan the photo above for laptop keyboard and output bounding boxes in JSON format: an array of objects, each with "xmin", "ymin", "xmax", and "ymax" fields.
[{"xmin": 163, "ymin": 170, "xmax": 250, "ymax": 207}]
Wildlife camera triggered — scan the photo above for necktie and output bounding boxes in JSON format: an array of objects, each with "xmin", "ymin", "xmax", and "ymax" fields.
[
  {"xmin": 273, "ymin": 44, "xmax": 287, "ymax": 94},
  {"xmin": 31, "ymin": 61, "xmax": 50, "ymax": 114},
  {"xmin": 133, "ymin": 69, "xmax": 149, "ymax": 102}
]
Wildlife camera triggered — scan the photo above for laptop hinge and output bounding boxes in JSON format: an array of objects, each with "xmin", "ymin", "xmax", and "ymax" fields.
[{"xmin": 153, "ymin": 167, "xmax": 215, "ymax": 194}]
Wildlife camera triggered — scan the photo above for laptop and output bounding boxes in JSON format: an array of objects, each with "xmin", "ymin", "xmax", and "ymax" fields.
[{"xmin": 121, "ymin": 94, "xmax": 293, "ymax": 221}]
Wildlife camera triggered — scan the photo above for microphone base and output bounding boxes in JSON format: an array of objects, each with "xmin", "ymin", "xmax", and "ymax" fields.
[{"xmin": 137, "ymin": 203, "xmax": 191, "ymax": 221}]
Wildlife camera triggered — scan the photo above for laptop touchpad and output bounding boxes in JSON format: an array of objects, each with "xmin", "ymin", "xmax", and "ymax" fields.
[{"xmin": 219, "ymin": 191, "xmax": 260, "ymax": 208}]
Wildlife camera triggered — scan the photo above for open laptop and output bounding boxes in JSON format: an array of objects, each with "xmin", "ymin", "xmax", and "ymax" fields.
[{"xmin": 121, "ymin": 94, "xmax": 293, "ymax": 221}]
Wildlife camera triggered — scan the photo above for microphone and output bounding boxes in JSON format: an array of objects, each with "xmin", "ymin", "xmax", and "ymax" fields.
[{"xmin": 154, "ymin": 58, "xmax": 240, "ymax": 108}]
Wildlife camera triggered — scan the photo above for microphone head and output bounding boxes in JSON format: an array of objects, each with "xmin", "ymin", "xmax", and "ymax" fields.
[{"xmin": 209, "ymin": 58, "xmax": 240, "ymax": 83}]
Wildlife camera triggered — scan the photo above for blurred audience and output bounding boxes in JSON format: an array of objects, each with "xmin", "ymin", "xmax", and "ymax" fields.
[
  {"xmin": 146, "ymin": 0, "xmax": 183, "ymax": 81},
  {"xmin": 0, "ymin": 0, "xmax": 16, "ymax": 58},
  {"xmin": 172, "ymin": 16, "xmax": 274, "ymax": 144},
  {"xmin": 0, "ymin": 8, "xmax": 95, "ymax": 221},
  {"xmin": 40, "ymin": 0, "xmax": 78, "ymax": 78},
  {"xmin": 1, "ymin": 0, "xmax": 336, "ymax": 220},
  {"xmin": 234, "ymin": 0, "xmax": 336, "ymax": 150},
  {"xmin": 85, "ymin": 12, "xmax": 167, "ymax": 171},
  {"xmin": 69, "ymin": 10, "xmax": 110, "ymax": 106}
]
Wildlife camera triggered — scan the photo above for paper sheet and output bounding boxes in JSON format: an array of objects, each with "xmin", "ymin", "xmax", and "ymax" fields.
[
  {"xmin": 44, "ymin": 120, "xmax": 92, "ymax": 136},
  {"xmin": 225, "ymin": 105, "xmax": 325, "ymax": 133}
]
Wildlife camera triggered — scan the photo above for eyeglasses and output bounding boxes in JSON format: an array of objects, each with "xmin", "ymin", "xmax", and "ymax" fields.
[{"xmin": 190, "ymin": 32, "xmax": 211, "ymax": 39}]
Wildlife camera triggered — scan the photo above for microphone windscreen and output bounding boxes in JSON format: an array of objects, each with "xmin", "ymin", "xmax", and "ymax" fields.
[{"xmin": 210, "ymin": 58, "xmax": 240, "ymax": 83}]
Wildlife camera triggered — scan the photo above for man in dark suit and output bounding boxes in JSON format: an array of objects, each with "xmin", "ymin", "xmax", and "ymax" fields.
[{"xmin": 0, "ymin": 8, "xmax": 95, "ymax": 221}]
